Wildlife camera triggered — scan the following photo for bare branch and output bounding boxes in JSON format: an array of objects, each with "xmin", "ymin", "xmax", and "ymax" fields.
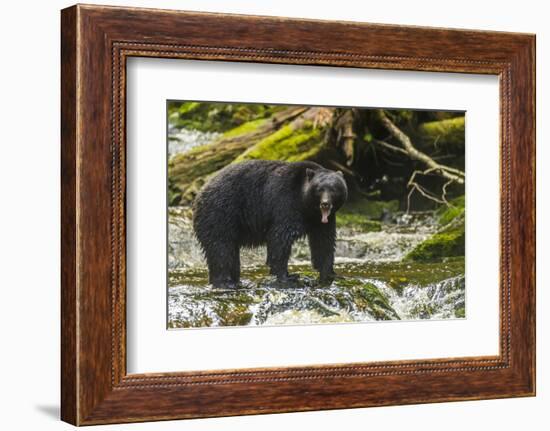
[
  {"xmin": 372, "ymin": 139, "xmax": 409, "ymax": 156},
  {"xmin": 441, "ymin": 179, "xmax": 454, "ymax": 205},
  {"xmin": 406, "ymin": 168, "xmax": 448, "ymax": 212},
  {"xmin": 326, "ymin": 159, "xmax": 356, "ymax": 177},
  {"xmin": 375, "ymin": 109, "xmax": 465, "ymax": 185}
]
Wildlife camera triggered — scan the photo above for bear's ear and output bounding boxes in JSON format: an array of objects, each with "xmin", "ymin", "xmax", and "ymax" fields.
[
  {"xmin": 306, "ymin": 168, "xmax": 316, "ymax": 181},
  {"xmin": 337, "ymin": 170, "xmax": 344, "ymax": 177}
]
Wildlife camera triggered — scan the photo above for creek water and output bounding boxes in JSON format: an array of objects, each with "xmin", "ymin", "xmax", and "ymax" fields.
[
  {"xmin": 167, "ymin": 207, "xmax": 465, "ymax": 328},
  {"xmin": 168, "ymin": 127, "xmax": 221, "ymax": 156}
]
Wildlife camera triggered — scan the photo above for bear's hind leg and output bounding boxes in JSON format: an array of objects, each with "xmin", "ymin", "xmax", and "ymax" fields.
[{"xmin": 205, "ymin": 242, "xmax": 240, "ymax": 288}]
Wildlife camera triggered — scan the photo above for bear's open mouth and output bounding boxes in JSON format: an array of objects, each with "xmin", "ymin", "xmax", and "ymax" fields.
[{"xmin": 320, "ymin": 203, "xmax": 332, "ymax": 223}]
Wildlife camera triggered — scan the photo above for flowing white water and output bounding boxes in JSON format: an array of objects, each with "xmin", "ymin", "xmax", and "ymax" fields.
[
  {"xmin": 168, "ymin": 127, "xmax": 221, "ymax": 156},
  {"xmin": 168, "ymin": 207, "xmax": 438, "ymax": 270},
  {"xmin": 167, "ymin": 206, "xmax": 465, "ymax": 327}
]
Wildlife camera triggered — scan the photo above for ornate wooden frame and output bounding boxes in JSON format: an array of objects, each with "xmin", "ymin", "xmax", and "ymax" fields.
[{"xmin": 61, "ymin": 4, "xmax": 536, "ymax": 425}]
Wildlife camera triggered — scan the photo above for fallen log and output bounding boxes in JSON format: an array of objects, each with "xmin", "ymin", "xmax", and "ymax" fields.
[{"xmin": 169, "ymin": 107, "xmax": 307, "ymax": 203}]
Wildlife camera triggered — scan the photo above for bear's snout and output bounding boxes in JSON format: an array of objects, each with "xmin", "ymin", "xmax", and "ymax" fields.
[{"xmin": 320, "ymin": 200, "xmax": 332, "ymax": 224}]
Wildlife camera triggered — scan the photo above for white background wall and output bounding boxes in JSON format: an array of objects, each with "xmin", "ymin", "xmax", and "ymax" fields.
[{"xmin": 0, "ymin": 0, "xmax": 546, "ymax": 429}]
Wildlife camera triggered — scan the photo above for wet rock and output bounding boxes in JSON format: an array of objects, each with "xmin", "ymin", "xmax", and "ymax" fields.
[{"xmin": 168, "ymin": 261, "xmax": 465, "ymax": 328}]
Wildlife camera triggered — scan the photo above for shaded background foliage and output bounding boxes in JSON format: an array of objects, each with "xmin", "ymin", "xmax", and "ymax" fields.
[{"xmin": 167, "ymin": 101, "xmax": 465, "ymax": 212}]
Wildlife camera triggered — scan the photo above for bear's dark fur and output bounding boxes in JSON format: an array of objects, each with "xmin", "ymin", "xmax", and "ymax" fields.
[{"xmin": 193, "ymin": 160, "xmax": 348, "ymax": 287}]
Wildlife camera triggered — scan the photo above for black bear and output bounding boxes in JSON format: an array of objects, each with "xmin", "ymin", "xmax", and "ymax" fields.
[{"xmin": 193, "ymin": 160, "xmax": 348, "ymax": 288}]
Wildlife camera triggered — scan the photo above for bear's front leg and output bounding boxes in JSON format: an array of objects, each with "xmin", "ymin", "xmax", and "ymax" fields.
[{"xmin": 308, "ymin": 218, "xmax": 337, "ymax": 285}]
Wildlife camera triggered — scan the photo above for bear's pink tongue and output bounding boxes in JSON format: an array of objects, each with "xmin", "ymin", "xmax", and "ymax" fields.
[{"xmin": 321, "ymin": 208, "xmax": 330, "ymax": 223}]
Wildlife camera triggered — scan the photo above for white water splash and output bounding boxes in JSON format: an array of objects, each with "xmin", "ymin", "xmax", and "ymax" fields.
[{"xmin": 168, "ymin": 128, "xmax": 221, "ymax": 156}]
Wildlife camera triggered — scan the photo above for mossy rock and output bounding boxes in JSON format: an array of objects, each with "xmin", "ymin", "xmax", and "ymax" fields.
[
  {"xmin": 168, "ymin": 260, "xmax": 465, "ymax": 327},
  {"xmin": 214, "ymin": 300, "xmax": 254, "ymax": 326},
  {"xmin": 436, "ymin": 195, "xmax": 465, "ymax": 226},
  {"xmin": 405, "ymin": 216, "xmax": 465, "ymax": 262},
  {"xmin": 335, "ymin": 197, "xmax": 399, "ymax": 232},
  {"xmin": 329, "ymin": 277, "xmax": 398, "ymax": 320},
  {"xmin": 234, "ymin": 121, "xmax": 324, "ymax": 163},
  {"xmin": 354, "ymin": 283, "xmax": 400, "ymax": 320},
  {"xmin": 336, "ymin": 213, "xmax": 382, "ymax": 232},
  {"xmin": 168, "ymin": 312, "xmax": 213, "ymax": 329},
  {"xmin": 405, "ymin": 194, "xmax": 465, "ymax": 262},
  {"xmin": 334, "ymin": 259, "xmax": 465, "ymax": 292}
]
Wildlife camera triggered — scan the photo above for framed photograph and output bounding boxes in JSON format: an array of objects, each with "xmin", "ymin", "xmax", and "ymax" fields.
[{"xmin": 61, "ymin": 4, "xmax": 535, "ymax": 425}]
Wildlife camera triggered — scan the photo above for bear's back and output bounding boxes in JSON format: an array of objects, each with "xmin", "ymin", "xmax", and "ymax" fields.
[{"xmin": 193, "ymin": 160, "xmax": 322, "ymax": 246}]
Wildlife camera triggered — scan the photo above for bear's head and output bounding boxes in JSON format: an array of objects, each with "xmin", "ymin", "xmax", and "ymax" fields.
[{"xmin": 304, "ymin": 168, "xmax": 348, "ymax": 224}]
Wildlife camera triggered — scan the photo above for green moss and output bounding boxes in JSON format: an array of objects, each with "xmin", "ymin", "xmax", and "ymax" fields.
[
  {"xmin": 169, "ymin": 311, "xmax": 213, "ymax": 328},
  {"xmin": 409, "ymin": 303, "xmax": 437, "ymax": 319},
  {"xmin": 234, "ymin": 122, "xmax": 323, "ymax": 162},
  {"xmin": 437, "ymin": 205, "xmax": 464, "ymax": 226},
  {"xmin": 405, "ymin": 194, "xmax": 466, "ymax": 262},
  {"xmin": 355, "ymin": 283, "xmax": 400, "ymax": 320},
  {"xmin": 329, "ymin": 278, "xmax": 399, "ymax": 320},
  {"xmin": 333, "ymin": 198, "xmax": 398, "ymax": 232},
  {"xmin": 167, "ymin": 177, "xmax": 182, "ymax": 206},
  {"xmin": 218, "ymin": 305, "xmax": 253, "ymax": 326},
  {"xmin": 418, "ymin": 116, "xmax": 465, "ymax": 148},
  {"xmin": 455, "ymin": 306, "xmax": 465, "ymax": 318},
  {"xmin": 405, "ymin": 221, "xmax": 465, "ymax": 262},
  {"xmin": 436, "ymin": 195, "xmax": 465, "ymax": 226},
  {"xmin": 167, "ymin": 102, "xmax": 234, "ymax": 132},
  {"xmin": 169, "ymin": 149, "xmax": 231, "ymax": 182},
  {"xmin": 333, "ymin": 259, "xmax": 465, "ymax": 291},
  {"xmin": 176, "ymin": 101, "xmax": 201, "ymax": 115},
  {"xmin": 429, "ymin": 112, "xmax": 464, "ymax": 121},
  {"xmin": 340, "ymin": 198, "xmax": 399, "ymax": 220},
  {"xmin": 336, "ymin": 213, "xmax": 382, "ymax": 232},
  {"xmin": 222, "ymin": 118, "xmax": 267, "ymax": 138},
  {"xmin": 168, "ymin": 101, "xmax": 287, "ymax": 133}
]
